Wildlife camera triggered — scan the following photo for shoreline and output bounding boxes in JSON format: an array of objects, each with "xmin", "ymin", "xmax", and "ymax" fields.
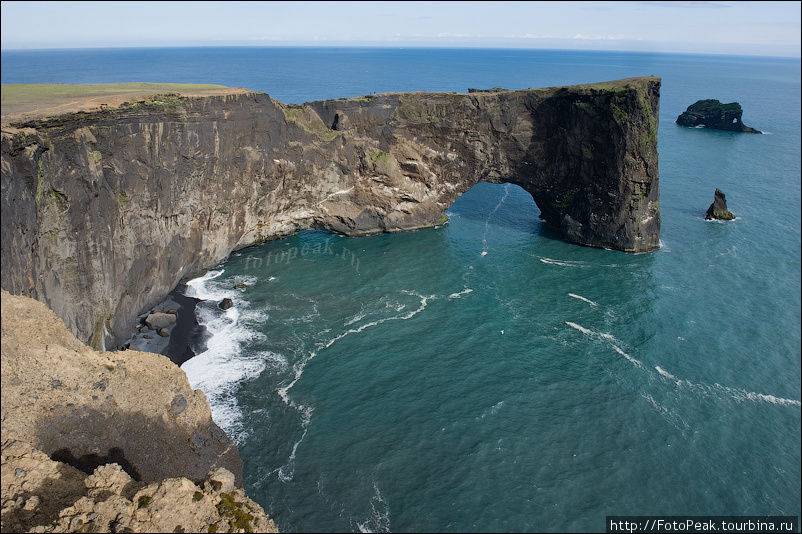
[
  {"xmin": 122, "ymin": 283, "xmax": 208, "ymax": 367},
  {"xmin": 165, "ymin": 283, "xmax": 209, "ymax": 366}
]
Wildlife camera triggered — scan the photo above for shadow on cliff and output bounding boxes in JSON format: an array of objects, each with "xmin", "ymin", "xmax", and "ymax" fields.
[
  {"xmin": 1, "ymin": 457, "xmax": 87, "ymax": 532},
  {"xmin": 32, "ymin": 403, "xmax": 242, "ymax": 486}
]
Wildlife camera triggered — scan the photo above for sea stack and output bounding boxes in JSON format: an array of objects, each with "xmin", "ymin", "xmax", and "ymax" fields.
[
  {"xmin": 706, "ymin": 189, "xmax": 735, "ymax": 220},
  {"xmin": 677, "ymin": 99, "xmax": 760, "ymax": 133}
]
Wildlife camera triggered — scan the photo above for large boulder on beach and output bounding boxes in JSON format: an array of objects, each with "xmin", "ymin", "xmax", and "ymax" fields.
[
  {"xmin": 677, "ymin": 99, "xmax": 760, "ymax": 133},
  {"xmin": 706, "ymin": 188, "xmax": 735, "ymax": 220},
  {"xmin": 144, "ymin": 312, "xmax": 176, "ymax": 330}
]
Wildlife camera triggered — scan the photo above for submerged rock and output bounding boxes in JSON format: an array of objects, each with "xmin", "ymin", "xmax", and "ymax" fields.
[
  {"xmin": 706, "ymin": 188, "xmax": 735, "ymax": 220},
  {"xmin": 233, "ymin": 283, "xmax": 247, "ymax": 289},
  {"xmin": 677, "ymin": 99, "xmax": 760, "ymax": 133}
]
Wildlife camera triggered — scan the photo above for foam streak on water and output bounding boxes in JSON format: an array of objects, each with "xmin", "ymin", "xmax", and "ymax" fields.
[
  {"xmin": 655, "ymin": 365, "xmax": 801, "ymax": 407},
  {"xmin": 568, "ymin": 293, "xmax": 598, "ymax": 306},
  {"xmin": 480, "ymin": 183, "xmax": 511, "ymax": 255},
  {"xmin": 565, "ymin": 321, "xmax": 643, "ymax": 367},
  {"xmin": 278, "ymin": 291, "xmax": 434, "ymax": 404},
  {"xmin": 275, "ymin": 291, "xmax": 434, "ymax": 481},
  {"xmin": 539, "ymin": 257, "xmax": 584, "ymax": 267}
]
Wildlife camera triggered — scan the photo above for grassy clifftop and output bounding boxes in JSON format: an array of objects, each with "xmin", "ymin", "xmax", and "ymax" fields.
[{"xmin": 1, "ymin": 82, "xmax": 250, "ymax": 122}]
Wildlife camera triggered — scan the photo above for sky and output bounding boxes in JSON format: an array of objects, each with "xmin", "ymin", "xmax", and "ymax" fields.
[{"xmin": 1, "ymin": 1, "xmax": 800, "ymax": 57}]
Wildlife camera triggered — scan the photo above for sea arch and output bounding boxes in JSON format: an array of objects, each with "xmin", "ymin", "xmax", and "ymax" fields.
[{"xmin": 303, "ymin": 76, "xmax": 660, "ymax": 253}]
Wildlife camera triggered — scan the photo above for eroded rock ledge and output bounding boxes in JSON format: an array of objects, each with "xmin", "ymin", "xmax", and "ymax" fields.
[
  {"xmin": 0, "ymin": 290, "xmax": 277, "ymax": 532},
  {"xmin": 1, "ymin": 77, "xmax": 660, "ymax": 348}
]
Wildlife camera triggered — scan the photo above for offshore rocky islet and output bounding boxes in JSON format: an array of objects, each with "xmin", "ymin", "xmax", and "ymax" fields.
[{"xmin": 676, "ymin": 99, "xmax": 761, "ymax": 133}]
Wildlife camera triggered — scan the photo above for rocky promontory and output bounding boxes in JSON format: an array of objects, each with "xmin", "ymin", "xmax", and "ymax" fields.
[
  {"xmin": 1, "ymin": 77, "xmax": 661, "ymax": 350},
  {"xmin": 676, "ymin": 99, "xmax": 760, "ymax": 133},
  {"xmin": 0, "ymin": 290, "xmax": 278, "ymax": 532}
]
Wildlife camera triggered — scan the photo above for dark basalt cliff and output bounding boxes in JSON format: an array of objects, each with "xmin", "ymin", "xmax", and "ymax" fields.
[
  {"xmin": 676, "ymin": 99, "xmax": 760, "ymax": 133},
  {"xmin": 1, "ymin": 77, "xmax": 661, "ymax": 349}
]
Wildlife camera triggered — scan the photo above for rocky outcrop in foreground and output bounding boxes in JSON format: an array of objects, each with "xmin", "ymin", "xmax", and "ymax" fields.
[
  {"xmin": 1, "ymin": 77, "xmax": 660, "ymax": 349},
  {"xmin": 0, "ymin": 290, "xmax": 277, "ymax": 532},
  {"xmin": 676, "ymin": 99, "xmax": 760, "ymax": 133},
  {"xmin": 705, "ymin": 188, "xmax": 735, "ymax": 220},
  {"xmin": 2, "ymin": 440, "xmax": 276, "ymax": 533}
]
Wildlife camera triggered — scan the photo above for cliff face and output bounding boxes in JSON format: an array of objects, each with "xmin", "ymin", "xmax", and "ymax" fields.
[{"xmin": 1, "ymin": 77, "xmax": 660, "ymax": 348}]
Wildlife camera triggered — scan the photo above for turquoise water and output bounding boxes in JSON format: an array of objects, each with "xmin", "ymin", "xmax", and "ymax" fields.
[{"xmin": 4, "ymin": 48, "xmax": 799, "ymax": 531}]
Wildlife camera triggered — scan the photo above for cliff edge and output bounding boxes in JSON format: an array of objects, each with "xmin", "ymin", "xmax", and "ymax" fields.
[
  {"xmin": 1, "ymin": 77, "xmax": 660, "ymax": 349},
  {"xmin": 0, "ymin": 290, "xmax": 277, "ymax": 532}
]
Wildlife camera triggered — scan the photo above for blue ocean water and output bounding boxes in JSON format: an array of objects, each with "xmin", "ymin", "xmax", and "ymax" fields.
[{"xmin": 3, "ymin": 47, "xmax": 799, "ymax": 532}]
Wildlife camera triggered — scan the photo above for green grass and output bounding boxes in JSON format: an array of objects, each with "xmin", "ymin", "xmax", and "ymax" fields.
[
  {"xmin": 216, "ymin": 492, "xmax": 255, "ymax": 533},
  {"xmin": 611, "ymin": 104, "xmax": 628, "ymax": 126},
  {"xmin": 281, "ymin": 104, "xmax": 338, "ymax": 141},
  {"xmin": 1, "ymin": 83, "xmax": 230, "ymax": 106}
]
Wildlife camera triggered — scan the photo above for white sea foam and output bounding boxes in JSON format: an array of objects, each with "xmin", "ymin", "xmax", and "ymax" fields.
[
  {"xmin": 230, "ymin": 274, "xmax": 258, "ymax": 287},
  {"xmin": 185, "ymin": 269, "xmax": 226, "ymax": 300},
  {"xmin": 704, "ymin": 216, "xmax": 740, "ymax": 223},
  {"xmin": 565, "ymin": 322, "xmax": 639, "ymax": 367},
  {"xmin": 262, "ymin": 351, "xmax": 289, "ymax": 372},
  {"xmin": 742, "ymin": 391, "xmax": 801, "ymax": 407},
  {"xmin": 654, "ymin": 365, "xmax": 801, "ymax": 407},
  {"xmin": 568, "ymin": 293, "xmax": 598, "ymax": 306},
  {"xmin": 565, "ymin": 321, "xmax": 594, "ymax": 336},
  {"xmin": 345, "ymin": 309, "xmax": 368, "ymax": 326},
  {"xmin": 479, "ymin": 401, "xmax": 505, "ymax": 419},
  {"xmin": 612, "ymin": 344, "xmax": 642, "ymax": 367},
  {"xmin": 278, "ymin": 405, "xmax": 313, "ymax": 482},
  {"xmin": 181, "ymin": 270, "xmax": 270, "ymax": 441},
  {"xmin": 655, "ymin": 366, "xmax": 676, "ymax": 380},
  {"xmin": 448, "ymin": 288, "xmax": 473, "ymax": 299},
  {"xmin": 539, "ymin": 257, "xmax": 583, "ymax": 267},
  {"xmin": 356, "ymin": 482, "xmax": 390, "ymax": 533}
]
